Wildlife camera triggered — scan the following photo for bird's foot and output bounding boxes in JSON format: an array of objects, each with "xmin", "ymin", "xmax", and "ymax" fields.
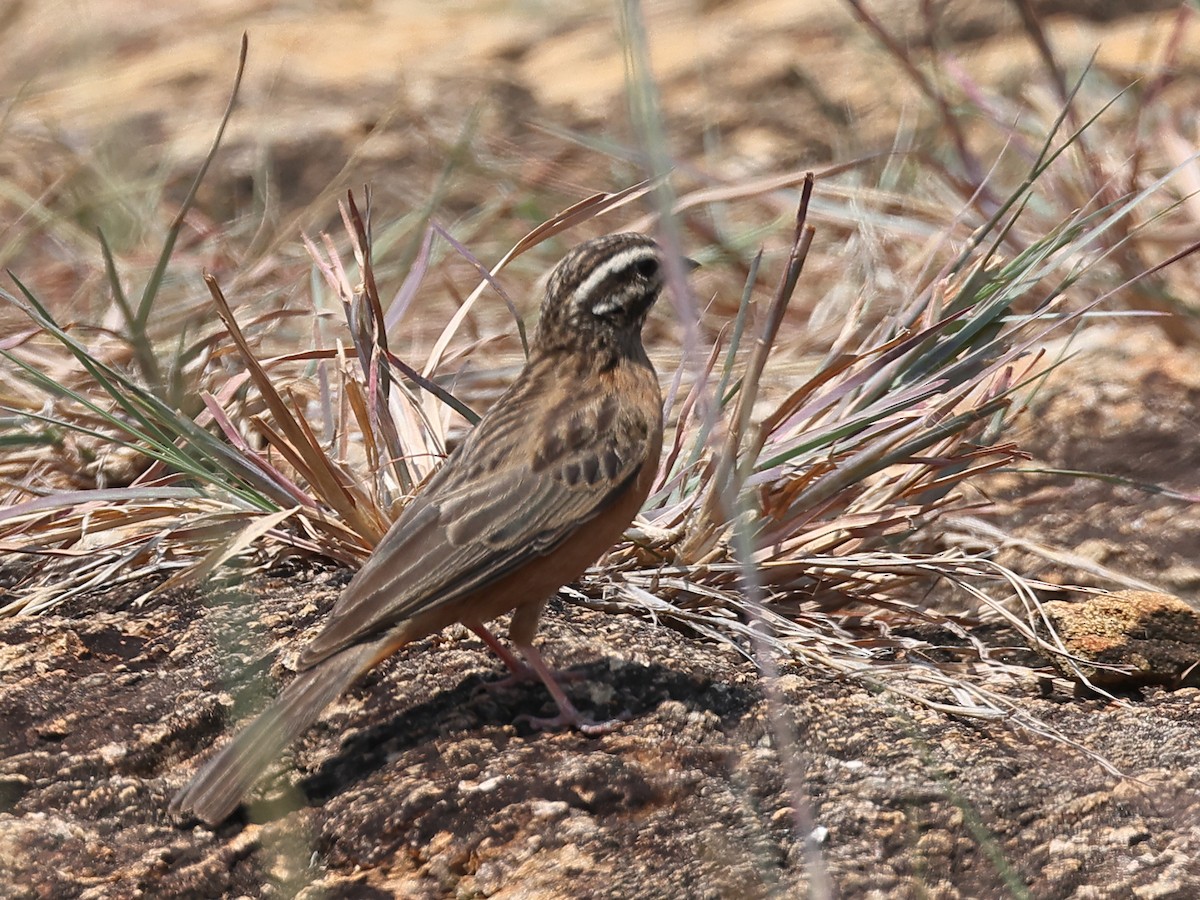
[
  {"xmin": 475, "ymin": 666, "xmax": 535, "ymax": 694},
  {"xmin": 516, "ymin": 705, "xmax": 629, "ymax": 736},
  {"xmin": 507, "ymin": 639, "xmax": 628, "ymax": 735},
  {"xmin": 476, "ymin": 664, "xmax": 585, "ymax": 696}
]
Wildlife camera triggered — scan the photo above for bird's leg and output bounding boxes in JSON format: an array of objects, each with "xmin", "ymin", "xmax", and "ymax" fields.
[
  {"xmin": 473, "ymin": 600, "xmax": 559, "ymax": 692},
  {"xmin": 469, "ymin": 621, "xmax": 585, "ymax": 694},
  {"xmin": 504, "ymin": 602, "xmax": 625, "ymax": 734},
  {"xmin": 512, "ymin": 640, "xmax": 627, "ymax": 736},
  {"xmin": 468, "ymin": 623, "xmax": 531, "ymax": 679}
]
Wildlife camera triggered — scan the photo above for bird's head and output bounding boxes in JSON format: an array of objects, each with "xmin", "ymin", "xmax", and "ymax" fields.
[{"xmin": 533, "ymin": 233, "xmax": 691, "ymax": 365}]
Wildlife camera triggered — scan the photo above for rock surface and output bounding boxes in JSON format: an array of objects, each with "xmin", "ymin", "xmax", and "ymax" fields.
[
  {"xmin": 2, "ymin": 571, "xmax": 1200, "ymax": 897},
  {"xmin": 1039, "ymin": 590, "xmax": 1200, "ymax": 689}
]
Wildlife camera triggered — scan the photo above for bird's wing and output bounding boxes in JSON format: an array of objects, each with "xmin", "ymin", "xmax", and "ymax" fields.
[{"xmin": 298, "ymin": 388, "xmax": 656, "ymax": 668}]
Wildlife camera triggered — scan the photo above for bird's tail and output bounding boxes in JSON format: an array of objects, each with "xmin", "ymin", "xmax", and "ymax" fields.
[{"xmin": 169, "ymin": 638, "xmax": 383, "ymax": 826}]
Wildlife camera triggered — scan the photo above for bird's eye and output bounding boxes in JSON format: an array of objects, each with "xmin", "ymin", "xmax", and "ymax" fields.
[{"xmin": 634, "ymin": 257, "xmax": 660, "ymax": 279}]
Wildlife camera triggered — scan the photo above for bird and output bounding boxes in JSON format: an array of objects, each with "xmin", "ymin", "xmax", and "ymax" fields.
[{"xmin": 170, "ymin": 232, "xmax": 687, "ymax": 825}]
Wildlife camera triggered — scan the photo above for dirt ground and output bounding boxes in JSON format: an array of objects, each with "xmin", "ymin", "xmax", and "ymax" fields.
[{"xmin": 2, "ymin": 2, "xmax": 1200, "ymax": 898}]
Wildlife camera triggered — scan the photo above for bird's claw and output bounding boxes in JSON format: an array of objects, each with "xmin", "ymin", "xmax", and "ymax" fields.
[
  {"xmin": 516, "ymin": 708, "xmax": 629, "ymax": 736},
  {"xmin": 474, "ymin": 666, "xmax": 585, "ymax": 697}
]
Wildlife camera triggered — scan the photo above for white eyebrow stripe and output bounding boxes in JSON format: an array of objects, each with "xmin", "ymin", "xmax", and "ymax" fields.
[{"xmin": 574, "ymin": 245, "xmax": 656, "ymax": 309}]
